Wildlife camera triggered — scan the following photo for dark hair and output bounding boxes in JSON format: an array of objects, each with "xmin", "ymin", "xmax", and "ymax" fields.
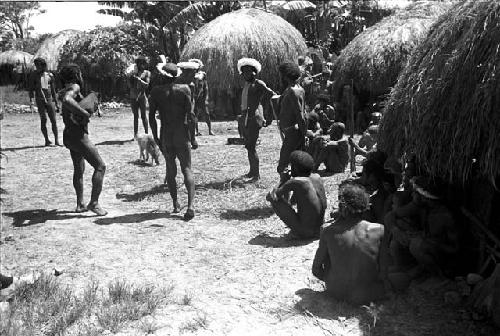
[
  {"xmin": 290, "ymin": 150, "xmax": 314, "ymax": 176},
  {"xmin": 59, "ymin": 64, "xmax": 83, "ymax": 87},
  {"xmin": 33, "ymin": 57, "xmax": 47, "ymax": 68},
  {"xmin": 241, "ymin": 65, "xmax": 257, "ymax": 74},
  {"xmin": 339, "ymin": 183, "xmax": 370, "ymax": 214},
  {"xmin": 279, "ymin": 61, "xmax": 301, "ymax": 81},
  {"xmin": 298, "ymin": 56, "xmax": 305, "ymax": 65}
]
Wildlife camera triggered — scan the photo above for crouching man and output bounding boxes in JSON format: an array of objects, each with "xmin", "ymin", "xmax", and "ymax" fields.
[
  {"xmin": 312, "ymin": 183, "xmax": 386, "ymax": 304},
  {"xmin": 266, "ymin": 150, "xmax": 327, "ymax": 239}
]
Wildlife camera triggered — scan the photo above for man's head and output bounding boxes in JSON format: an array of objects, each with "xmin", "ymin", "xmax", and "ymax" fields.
[
  {"xmin": 135, "ymin": 56, "xmax": 148, "ymax": 71},
  {"xmin": 59, "ymin": 64, "xmax": 83, "ymax": 87},
  {"xmin": 317, "ymin": 92, "xmax": 330, "ymax": 106},
  {"xmin": 177, "ymin": 61, "xmax": 200, "ymax": 81},
  {"xmin": 238, "ymin": 58, "xmax": 261, "ymax": 82},
  {"xmin": 367, "ymin": 125, "xmax": 380, "ymax": 142},
  {"xmin": 329, "ymin": 122, "xmax": 345, "ymax": 141},
  {"xmin": 307, "ymin": 111, "xmax": 319, "ymax": 125},
  {"xmin": 290, "ymin": 150, "xmax": 314, "ymax": 177},
  {"xmin": 34, "ymin": 57, "xmax": 47, "ymax": 72},
  {"xmin": 279, "ymin": 61, "xmax": 301, "ymax": 88},
  {"xmin": 157, "ymin": 63, "xmax": 182, "ymax": 84},
  {"xmin": 360, "ymin": 156, "xmax": 385, "ymax": 190},
  {"xmin": 338, "ymin": 183, "xmax": 370, "ymax": 218},
  {"xmin": 298, "ymin": 56, "xmax": 305, "ymax": 66}
]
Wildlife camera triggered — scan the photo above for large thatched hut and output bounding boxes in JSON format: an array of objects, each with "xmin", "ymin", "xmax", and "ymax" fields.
[
  {"xmin": 0, "ymin": 50, "xmax": 33, "ymax": 85},
  {"xmin": 180, "ymin": 8, "xmax": 307, "ymax": 93},
  {"xmin": 33, "ymin": 29, "xmax": 82, "ymax": 71},
  {"xmin": 379, "ymin": 0, "xmax": 500, "ymax": 271},
  {"xmin": 330, "ymin": 1, "xmax": 451, "ymax": 101},
  {"xmin": 0, "ymin": 50, "xmax": 33, "ymax": 66}
]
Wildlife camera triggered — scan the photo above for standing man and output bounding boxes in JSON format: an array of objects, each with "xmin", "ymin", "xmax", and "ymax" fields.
[
  {"xmin": 129, "ymin": 56, "xmax": 151, "ymax": 140},
  {"xmin": 237, "ymin": 57, "xmax": 277, "ymax": 181},
  {"xmin": 28, "ymin": 57, "xmax": 61, "ymax": 147},
  {"xmin": 277, "ymin": 62, "xmax": 306, "ymax": 183},
  {"xmin": 177, "ymin": 60, "xmax": 202, "ymax": 149},
  {"xmin": 189, "ymin": 58, "xmax": 214, "ymax": 136},
  {"xmin": 149, "ymin": 63, "xmax": 196, "ymax": 221}
]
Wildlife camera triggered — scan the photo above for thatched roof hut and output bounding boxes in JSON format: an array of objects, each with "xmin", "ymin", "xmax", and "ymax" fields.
[
  {"xmin": 331, "ymin": 1, "xmax": 451, "ymax": 99},
  {"xmin": 33, "ymin": 29, "xmax": 82, "ymax": 71},
  {"xmin": 180, "ymin": 8, "xmax": 307, "ymax": 91},
  {"xmin": 379, "ymin": 0, "xmax": 500, "ymax": 186},
  {"xmin": 0, "ymin": 50, "xmax": 33, "ymax": 66}
]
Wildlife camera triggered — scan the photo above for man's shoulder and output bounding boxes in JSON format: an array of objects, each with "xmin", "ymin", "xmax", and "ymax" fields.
[
  {"xmin": 359, "ymin": 220, "xmax": 384, "ymax": 236},
  {"xmin": 173, "ymin": 83, "xmax": 191, "ymax": 94}
]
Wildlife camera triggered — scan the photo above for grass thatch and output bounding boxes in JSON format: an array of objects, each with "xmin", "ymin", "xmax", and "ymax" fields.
[
  {"xmin": 180, "ymin": 8, "xmax": 308, "ymax": 92},
  {"xmin": 32, "ymin": 29, "xmax": 82, "ymax": 71},
  {"xmin": 331, "ymin": 1, "xmax": 452, "ymax": 99},
  {"xmin": 0, "ymin": 50, "xmax": 33, "ymax": 66},
  {"xmin": 379, "ymin": 0, "xmax": 500, "ymax": 185}
]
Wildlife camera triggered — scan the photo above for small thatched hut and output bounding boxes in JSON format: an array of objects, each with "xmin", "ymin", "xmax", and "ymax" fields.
[
  {"xmin": 180, "ymin": 8, "xmax": 308, "ymax": 92},
  {"xmin": 331, "ymin": 1, "xmax": 451, "ymax": 100},
  {"xmin": 0, "ymin": 50, "xmax": 33, "ymax": 66},
  {"xmin": 33, "ymin": 29, "xmax": 82, "ymax": 71},
  {"xmin": 379, "ymin": 0, "xmax": 500, "ymax": 258}
]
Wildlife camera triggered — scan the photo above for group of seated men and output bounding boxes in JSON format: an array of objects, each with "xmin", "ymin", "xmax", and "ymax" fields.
[{"xmin": 266, "ymin": 142, "xmax": 460, "ymax": 304}]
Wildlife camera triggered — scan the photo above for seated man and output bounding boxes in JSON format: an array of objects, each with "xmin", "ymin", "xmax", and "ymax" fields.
[
  {"xmin": 266, "ymin": 150, "xmax": 327, "ymax": 239},
  {"xmin": 304, "ymin": 111, "xmax": 323, "ymax": 158},
  {"xmin": 312, "ymin": 183, "xmax": 386, "ymax": 304},
  {"xmin": 349, "ymin": 124, "xmax": 379, "ymax": 157},
  {"xmin": 313, "ymin": 93, "xmax": 336, "ymax": 134},
  {"xmin": 313, "ymin": 122, "xmax": 348, "ymax": 174}
]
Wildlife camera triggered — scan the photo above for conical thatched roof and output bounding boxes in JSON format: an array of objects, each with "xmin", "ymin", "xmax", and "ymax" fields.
[
  {"xmin": 0, "ymin": 50, "xmax": 33, "ymax": 66},
  {"xmin": 331, "ymin": 1, "xmax": 451, "ymax": 99},
  {"xmin": 33, "ymin": 29, "xmax": 82, "ymax": 71},
  {"xmin": 180, "ymin": 8, "xmax": 307, "ymax": 91},
  {"xmin": 379, "ymin": 0, "xmax": 500, "ymax": 185}
]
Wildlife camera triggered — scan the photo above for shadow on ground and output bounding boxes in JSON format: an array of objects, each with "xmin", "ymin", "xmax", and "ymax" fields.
[
  {"xmin": 128, "ymin": 160, "xmax": 156, "ymax": 167},
  {"xmin": 95, "ymin": 139, "xmax": 132, "ymax": 146},
  {"xmin": 196, "ymin": 175, "xmax": 263, "ymax": 191},
  {"xmin": 116, "ymin": 185, "xmax": 168, "ymax": 202},
  {"xmin": 94, "ymin": 211, "xmax": 181, "ymax": 225},
  {"xmin": 248, "ymin": 232, "xmax": 316, "ymax": 248},
  {"xmin": 3, "ymin": 209, "xmax": 91, "ymax": 227},
  {"xmin": 220, "ymin": 205, "xmax": 274, "ymax": 220},
  {"xmin": 0, "ymin": 145, "xmax": 51, "ymax": 152}
]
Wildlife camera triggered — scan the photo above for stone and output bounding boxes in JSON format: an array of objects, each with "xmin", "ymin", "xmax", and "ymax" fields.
[{"xmin": 466, "ymin": 273, "xmax": 484, "ymax": 286}]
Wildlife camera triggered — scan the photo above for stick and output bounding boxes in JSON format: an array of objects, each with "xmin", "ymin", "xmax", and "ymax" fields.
[{"xmin": 349, "ymin": 80, "xmax": 356, "ymax": 173}]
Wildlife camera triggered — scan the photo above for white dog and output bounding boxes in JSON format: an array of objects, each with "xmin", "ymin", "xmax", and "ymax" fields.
[{"xmin": 137, "ymin": 134, "xmax": 161, "ymax": 165}]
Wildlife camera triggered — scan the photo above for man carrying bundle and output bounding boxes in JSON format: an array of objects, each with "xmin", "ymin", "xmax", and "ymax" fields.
[
  {"xmin": 189, "ymin": 58, "xmax": 214, "ymax": 136},
  {"xmin": 149, "ymin": 63, "xmax": 196, "ymax": 221},
  {"xmin": 237, "ymin": 57, "xmax": 277, "ymax": 181},
  {"xmin": 28, "ymin": 57, "xmax": 61, "ymax": 147},
  {"xmin": 277, "ymin": 62, "xmax": 307, "ymax": 183}
]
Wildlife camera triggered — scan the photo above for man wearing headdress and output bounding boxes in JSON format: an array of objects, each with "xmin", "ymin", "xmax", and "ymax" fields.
[
  {"xmin": 189, "ymin": 58, "xmax": 214, "ymax": 136},
  {"xmin": 149, "ymin": 63, "xmax": 196, "ymax": 221},
  {"xmin": 28, "ymin": 57, "xmax": 61, "ymax": 146},
  {"xmin": 128, "ymin": 56, "xmax": 151, "ymax": 140},
  {"xmin": 276, "ymin": 62, "xmax": 307, "ymax": 183},
  {"xmin": 237, "ymin": 57, "xmax": 277, "ymax": 181},
  {"xmin": 312, "ymin": 183, "xmax": 387, "ymax": 304}
]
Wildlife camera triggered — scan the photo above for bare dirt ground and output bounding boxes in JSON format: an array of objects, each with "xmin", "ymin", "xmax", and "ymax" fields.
[{"xmin": 0, "ymin": 109, "xmax": 497, "ymax": 335}]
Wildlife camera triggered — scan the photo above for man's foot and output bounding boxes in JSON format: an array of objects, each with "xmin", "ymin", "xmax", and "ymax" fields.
[
  {"xmin": 55, "ymin": 142, "xmax": 63, "ymax": 147},
  {"xmin": 209, "ymin": 131, "xmax": 215, "ymax": 136},
  {"xmin": 247, "ymin": 175, "xmax": 260, "ymax": 182},
  {"xmin": 173, "ymin": 202, "xmax": 181, "ymax": 213},
  {"xmin": 191, "ymin": 140, "xmax": 199, "ymax": 150},
  {"xmin": 75, "ymin": 204, "xmax": 88, "ymax": 213},
  {"xmin": 244, "ymin": 171, "xmax": 253, "ymax": 178},
  {"xmin": 45, "ymin": 141, "xmax": 53, "ymax": 147},
  {"xmin": 183, "ymin": 208, "xmax": 195, "ymax": 221},
  {"xmin": 196, "ymin": 132, "xmax": 202, "ymax": 136},
  {"xmin": 87, "ymin": 202, "xmax": 108, "ymax": 216}
]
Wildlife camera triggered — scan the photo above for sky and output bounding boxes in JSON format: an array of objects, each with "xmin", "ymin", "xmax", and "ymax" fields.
[{"xmin": 30, "ymin": 1, "xmax": 125, "ymax": 35}]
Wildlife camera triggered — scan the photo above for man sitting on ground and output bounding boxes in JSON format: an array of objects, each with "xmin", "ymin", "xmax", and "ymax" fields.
[
  {"xmin": 313, "ymin": 122, "xmax": 349, "ymax": 174},
  {"xmin": 349, "ymin": 124, "xmax": 379, "ymax": 157},
  {"xmin": 313, "ymin": 93, "xmax": 336, "ymax": 134},
  {"xmin": 266, "ymin": 150, "xmax": 327, "ymax": 239},
  {"xmin": 312, "ymin": 183, "xmax": 386, "ymax": 304}
]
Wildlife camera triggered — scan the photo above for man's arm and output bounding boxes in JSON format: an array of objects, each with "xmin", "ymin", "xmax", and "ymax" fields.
[
  {"xmin": 148, "ymin": 94, "xmax": 159, "ymax": 143},
  {"xmin": 257, "ymin": 80, "xmax": 277, "ymax": 104},
  {"xmin": 49, "ymin": 74, "xmax": 59, "ymax": 110},
  {"xmin": 61, "ymin": 84, "xmax": 90, "ymax": 119},
  {"xmin": 136, "ymin": 70, "xmax": 151, "ymax": 89},
  {"xmin": 28, "ymin": 73, "xmax": 35, "ymax": 100},
  {"xmin": 312, "ymin": 233, "xmax": 330, "ymax": 281}
]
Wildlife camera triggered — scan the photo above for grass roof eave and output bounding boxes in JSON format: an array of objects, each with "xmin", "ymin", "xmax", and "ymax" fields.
[{"xmin": 379, "ymin": 0, "xmax": 500, "ymax": 186}]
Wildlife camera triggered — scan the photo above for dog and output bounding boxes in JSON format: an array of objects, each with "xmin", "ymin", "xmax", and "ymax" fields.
[{"xmin": 137, "ymin": 134, "xmax": 161, "ymax": 165}]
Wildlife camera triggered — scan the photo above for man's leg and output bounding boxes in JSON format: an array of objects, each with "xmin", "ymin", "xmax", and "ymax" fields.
[
  {"xmin": 139, "ymin": 96, "xmax": 148, "ymax": 134},
  {"xmin": 245, "ymin": 122, "xmax": 260, "ymax": 180},
  {"xmin": 79, "ymin": 135, "xmax": 107, "ymax": 216},
  {"xmin": 269, "ymin": 197, "xmax": 313, "ymax": 239},
  {"xmin": 277, "ymin": 129, "xmax": 303, "ymax": 175},
  {"xmin": 409, "ymin": 237, "xmax": 444, "ymax": 277},
  {"xmin": 177, "ymin": 145, "xmax": 195, "ymax": 220},
  {"xmin": 46, "ymin": 100, "xmax": 60, "ymax": 146},
  {"xmin": 164, "ymin": 149, "xmax": 180, "ymax": 213},
  {"xmin": 69, "ymin": 149, "xmax": 86, "ymax": 212},
  {"xmin": 204, "ymin": 107, "xmax": 214, "ymax": 135},
  {"xmin": 37, "ymin": 101, "xmax": 51, "ymax": 145},
  {"xmin": 131, "ymin": 99, "xmax": 139, "ymax": 139}
]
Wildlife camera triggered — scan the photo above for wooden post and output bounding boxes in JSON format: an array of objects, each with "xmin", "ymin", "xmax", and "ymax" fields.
[{"xmin": 349, "ymin": 79, "xmax": 356, "ymax": 173}]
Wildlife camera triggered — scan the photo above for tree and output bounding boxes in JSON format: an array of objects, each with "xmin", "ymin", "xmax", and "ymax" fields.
[{"xmin": 0, "ymin": 2, "xmax": 45, "ymax": 40}]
